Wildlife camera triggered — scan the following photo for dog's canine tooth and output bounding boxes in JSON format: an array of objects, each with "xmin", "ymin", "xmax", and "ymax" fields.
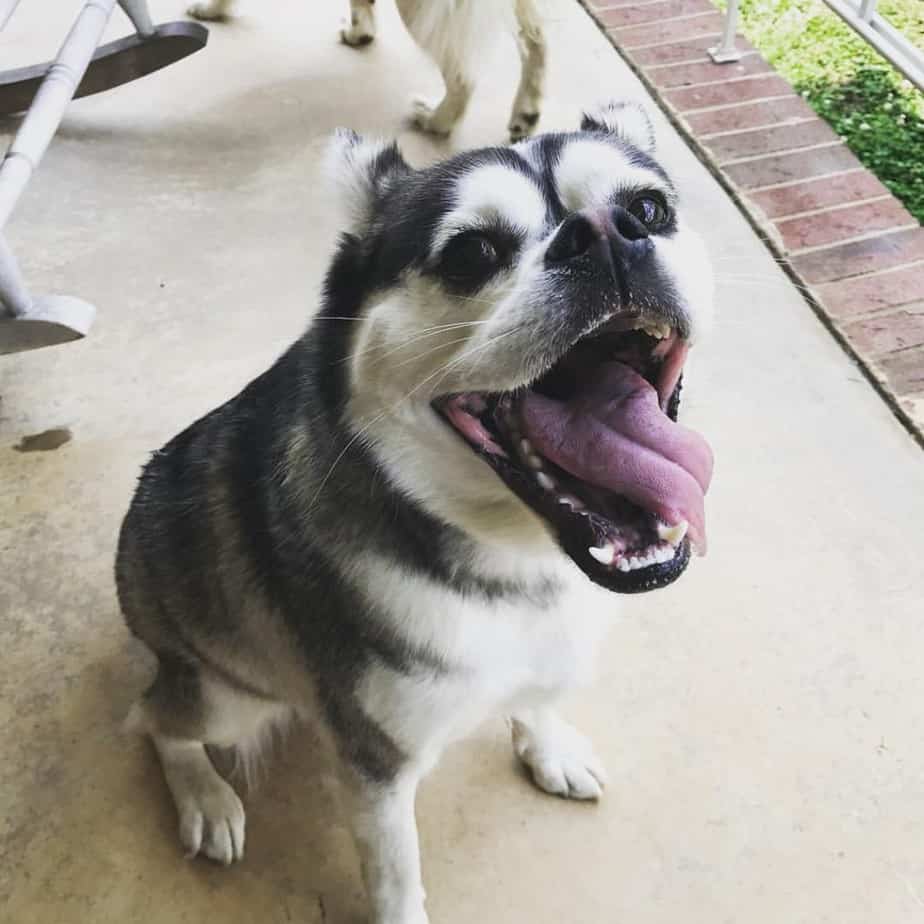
[
  {"xmin": 536, "ymin": 472, "xmax": 555, "ymax": 491},
  {"xmin": 588, "ymin": 544, "xmax": 616, "ymax": 566},
  {"xmin": 527, "ymin": 454, "xmax": 543, "ymax": 470},
  {"xmin": 657, "ymin": 519, "xmax": 688, "ymax": 547},
  {"xmin": 519, "ymin": 438, "xmax": 533, "ymax": 459}
]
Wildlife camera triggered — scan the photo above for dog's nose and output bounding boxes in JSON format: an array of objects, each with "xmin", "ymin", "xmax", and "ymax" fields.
[{"xmin": 546, "ymin": 206, "xmax": 652, "ymax": 270}]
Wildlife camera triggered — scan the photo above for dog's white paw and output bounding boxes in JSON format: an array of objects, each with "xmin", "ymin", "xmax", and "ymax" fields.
[
  {"xmin": 175, "ymin": 773, "xmax": 246, "ymax": 865},
  {"xmin": 341, "ymin": 9, "xmax": 375, "ymax": 47},
  {"xmin": 187, "ymin": 1, "xmax": 228, "ymax": 22},
  {"xmin": 508, "ymin": 110, "xmax": 540, "ymax": 143},
  {"xmin": 409, "ymin": 98, "xmax": 455, "ymax": 137},
  {"xmin": 512, "ymin": 715, "xmax": 608, "ymax": 801}
]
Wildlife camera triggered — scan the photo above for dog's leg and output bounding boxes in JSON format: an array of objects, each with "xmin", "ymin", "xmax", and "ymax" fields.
[
  {"xmin": 126, "ymin": 656, "xmax": 286, "ymax": 865},
  {"xmin": 395, "ymin": 0, "xmax": 472, "ymax": 136},
  {"xmin": 343, "ymin": 768, "xmax": 429, "ymax": 924},
  {"xmin": 510, "ymin": 707, "xmax": 608, "ymax": 801},
  {"xmin": 187, "ymin": 0, "xmax": 233, "ymax": 22},
  {"xmin": 151, "ymin": 737, "xmax": 246, "ymax": 865},
  {"xmin": 508, "ymin": 0, "xmax": 546, "ymax": 142},
  {"xmin": 409, "ymin": 65, "xmax": 471, "ymax": 137},
  {"xmin": 341, "ymin": 0, "xmax": 377, "ymax": 47}
]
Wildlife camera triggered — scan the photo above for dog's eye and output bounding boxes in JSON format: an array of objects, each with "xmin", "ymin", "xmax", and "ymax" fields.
[
  {"xmin": 628, "ymin": 195, "xmax": 668, "ymax": 230},
  {"xmin": 440, "ymin": 233, "xmax": 500, "ymax": 286}
]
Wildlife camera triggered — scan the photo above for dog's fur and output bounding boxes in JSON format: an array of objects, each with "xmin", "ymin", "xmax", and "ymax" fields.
[
  {"xmin": 187, "ymin": 0, "xmax": 546, "ymax": 141},
  {"xmin": 117, "ymin": 103, "xmax": 712, "ymax": 923}
]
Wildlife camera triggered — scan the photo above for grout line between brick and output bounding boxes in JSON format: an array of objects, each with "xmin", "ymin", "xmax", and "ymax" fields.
[
  {"xmin": 658, "ymin": 72, "xmax": 782, "ymax": 91},
  {"xmin": 769, "ymin": 195, "xmax": 892, "ymax": 223},
  {"xmin": 814, "ymin": 259, "xmax": 924, "ymax": 289},
  {"xmin": 718, "ymin": 139, "xmax": 843, "ymax": 167},
  {"xmin": 646, "ymin": 50, "xmax": 759, "ymax": 72},
  {"xmin": 789, "ymin": 222, "xmax": 920, "ymax": 256},
  {"xmin": 747, "ymin": 166, "xmax": 864, "ymax": 193},
  {"xmin": 699, "ymin": 117, "xmax": 818, "ymax": 140},
  {"xmin": 674, "ymin": 92, "xmax": 795, "ymax": 114}
]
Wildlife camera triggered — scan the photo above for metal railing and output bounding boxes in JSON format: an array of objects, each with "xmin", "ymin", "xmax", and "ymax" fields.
[{"xmin": 711, "ymin": 0, "xmax": 924, "ymax": 92}]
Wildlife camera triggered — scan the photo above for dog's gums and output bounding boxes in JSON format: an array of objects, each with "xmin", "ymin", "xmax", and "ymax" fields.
[{"xmin": 436, "ymin": 316, "xmax": 714, "ymax": 593}]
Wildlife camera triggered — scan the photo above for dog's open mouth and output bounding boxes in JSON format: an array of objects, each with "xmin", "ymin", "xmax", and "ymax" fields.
[{"xmin": 434, "ymin": 317, "xmax": 714, "ymax": 593}]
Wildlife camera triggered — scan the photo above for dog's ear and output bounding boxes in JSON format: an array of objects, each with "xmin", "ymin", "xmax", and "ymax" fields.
[
  {"xmin": 324, "ymin": 129, "xmax": 411, "ymax": 232},
  {"xmin": 580, "ymin": 101, "xmax": 656, "ymax": 154}
]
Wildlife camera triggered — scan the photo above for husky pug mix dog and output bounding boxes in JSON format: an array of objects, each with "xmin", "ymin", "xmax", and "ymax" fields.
[
  {"xmin": 188, "ymin": 0, "xmax": 546, "ymax": 142},
  {"xmin": 117, "ymin": 101, "xmax": 714, "ymax": 923}
]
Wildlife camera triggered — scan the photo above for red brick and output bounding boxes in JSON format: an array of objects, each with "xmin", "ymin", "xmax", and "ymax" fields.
[
  {"xmin": 599, "ymin": 0, "xmax": 714, "ymax": 27},
  {"xmin": 685, "ymin": 95, "xmax": 816, "ymax": 134},
  {"xmin": 665, "ymin": 74, "xmax": 792, "ymax": 111},
  {"xmin": 775, "ymin": 199, "xmax": 915, "ymax": 252},
  {"xmin": 647, "ymin": 54, "xmax": 771, "ymax": 89},
  {"xmin": 815, "ymin": 264, "xmax": 924, "ymax": 319},
  {"xmin": 843, "ymin": 307, "xmax": 924, "ymax": 356},
  {"xmin": 609, "ymin": 11, "xmax": 725, "ymax": 49},
  {"xmin": 879, "ymin": 345, "xmax": 924, "ymax": 396},
  {"xmin": 725, "ymin": 144, "xmax": 858, "ymax": 189},
  {"xmin": 792, "ymin": 228, "xmax": 924, "ymax": 283},
  {"xmin": 749, "ymin": 170, "xmax": 890, "ymax": 219},
  {"xmin": 630, "ymin": 34, "xmax": 754, "ymax": 66},
  {"xmin": 704, "ymin": 118, "xmax": 837, "ymax": 163}
]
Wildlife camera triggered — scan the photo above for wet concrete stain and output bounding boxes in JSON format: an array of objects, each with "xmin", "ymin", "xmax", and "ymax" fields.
[{"xmin": 14, "ymin": 428, "xmax": 72, "ymax": 453}]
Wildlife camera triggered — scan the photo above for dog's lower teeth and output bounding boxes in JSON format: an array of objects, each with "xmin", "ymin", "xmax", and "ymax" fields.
[
  {"xmin": 536, "ymin": 472, "xmax": 555, "ymax": 491},
  {"xmin": 588, "ymin": 544, "xmax": 616, "ymax": 566},
  {"xmin": 616, "ymin": 558, "xmax": 631, "ymax": 572},
  {"xmin": 657, "ymin": 519, "xmax": 688, "ymax": 547}
]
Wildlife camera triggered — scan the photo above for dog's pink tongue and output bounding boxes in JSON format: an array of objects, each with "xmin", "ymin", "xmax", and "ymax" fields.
[{"xmin": 520, "ymin": 361, "xmax": 714, "ymax": 553}]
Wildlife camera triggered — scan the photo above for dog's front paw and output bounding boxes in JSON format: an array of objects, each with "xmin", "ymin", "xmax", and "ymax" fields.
[
  {"xmin": 340, "ymin": 9, "xmax": 376, "ymax": 47},
  {"xmin": 187, "ymin": 1, "xmax": 228, "ymax": 22},
  {"xmin": 512, "ymin": 714, "xmax": 608, "ymax": 801},
  {"xmin": 509, "ymin": 110, "xmax": 540, "ymax": 143},
  {"xmin": 175, "ymin": 773, "xmax": 246, "ymax": 865},
  {"xmin": 409, "ymin": 98, "xmax": 455, "ymax": 137}
]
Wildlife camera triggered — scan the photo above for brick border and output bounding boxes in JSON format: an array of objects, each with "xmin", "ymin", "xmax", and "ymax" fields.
[{"xmin": 581, "ymin": 0, "xmax": 924, "ymax": 444}]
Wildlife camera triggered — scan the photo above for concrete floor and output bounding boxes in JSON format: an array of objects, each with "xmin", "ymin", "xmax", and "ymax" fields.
[{"xmin": 3, "ymin": 1, "xmax": 924, "ymax": 922}]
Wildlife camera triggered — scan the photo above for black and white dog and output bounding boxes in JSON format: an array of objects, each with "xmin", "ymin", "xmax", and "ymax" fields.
[
  {"xmin": 117, "ymin": 102, "xmax": 714, "ymax": 924},
  {"xmin": 188, "ymin": 0, "xmax": 546, "ymax": 141}
]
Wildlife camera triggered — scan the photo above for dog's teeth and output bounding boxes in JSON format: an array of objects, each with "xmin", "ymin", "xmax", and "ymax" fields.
[
  {"xmin": 654, "ymin": 545, "xmax": 673, "ymax": 564},
  {"xmin": 527, "ymin": 454, "xmax": 543, "ymax": 470},
  {"xmin": 616, "ymin": 557, "xmax": 631, "ymax": 572},
  {"xmin": 657, "ymin": 519, "xmax": 688, "ymax": 547},
  {"xmin": 558, "ymin": 493, "xmax": 584, "ymax": 511},
  {"xmin": 536, "ymin": 472, "xmax": 555, "ymax": 491},
  {"xmin": 588, "ymin": 544, "xmax": 616, "ymax": 566},
  {"xmin": 519, "ymin": 438, "xmax": 533, "ymax": 458}
]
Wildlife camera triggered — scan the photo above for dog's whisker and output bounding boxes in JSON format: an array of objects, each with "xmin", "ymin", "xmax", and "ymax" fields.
[
  {"xmin": 391, "ymin": 334, "xmax": 477, "ymax": 369},
  {"xmin": 339, "ymin": 321, "xmax": 496, "ymax": 366}
]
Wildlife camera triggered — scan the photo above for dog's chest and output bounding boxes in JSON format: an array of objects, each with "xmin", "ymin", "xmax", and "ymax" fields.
[{"xmin": 356, "ymin": 561, "xmax": 615, "ymax": 760}]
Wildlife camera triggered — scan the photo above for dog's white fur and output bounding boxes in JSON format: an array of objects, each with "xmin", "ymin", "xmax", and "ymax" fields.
[{"xmin": 188, "ymin": 0, "xmax": 546, "ymax": 140}]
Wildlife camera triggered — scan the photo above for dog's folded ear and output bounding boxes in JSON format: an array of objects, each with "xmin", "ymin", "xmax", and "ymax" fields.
[
  {"xmin": 324, "ymin": 129, "xmax": 411, "ymax": 233},
  {"xmin": 580, "ymin": 101, "xmax": 656, "ymax": 154}
]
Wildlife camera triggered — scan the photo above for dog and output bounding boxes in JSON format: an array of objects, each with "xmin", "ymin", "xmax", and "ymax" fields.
[
  {"xmin": 116, "ymin": 101, "xmax": 714, "ymax": 923},
  {"xmin": 186, "ymin": 0, "xmax": 546, "ymax": 142}
]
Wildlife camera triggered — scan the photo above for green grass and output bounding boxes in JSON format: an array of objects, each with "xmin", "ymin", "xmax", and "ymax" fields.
[{"xmin": 725, "ymin": 0, "xmax": 924, "ymax": 222}]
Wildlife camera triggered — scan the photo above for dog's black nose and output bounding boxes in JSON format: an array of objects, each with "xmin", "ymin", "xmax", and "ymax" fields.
[{"xmin": 546, "ymin": 206, "xmax": 652, "ymax": 270}]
